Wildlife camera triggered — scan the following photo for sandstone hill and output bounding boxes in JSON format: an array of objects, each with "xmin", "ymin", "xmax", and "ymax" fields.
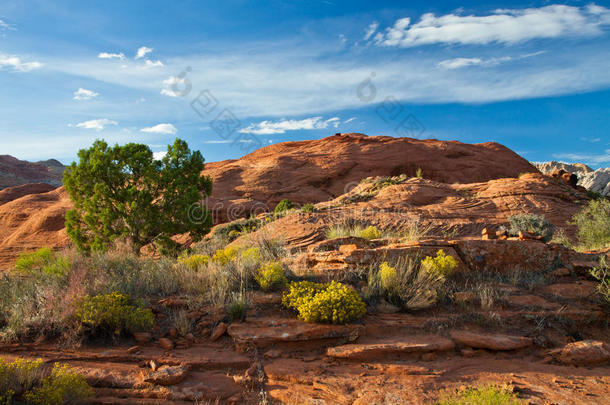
[
  {"xmin": 0, "ymin": 155, "xmax": 64, "ymax": 190},
  {"xmin": 204, "ymin": 133, "xmax": 538, "ymax": 222},
  {"xmin": 535, "ymin": 160, "xmax": 610, "ymax": 197},
  {"xmin": 233, "ymin": 172, "xmax": 587, "ymax": 254}
]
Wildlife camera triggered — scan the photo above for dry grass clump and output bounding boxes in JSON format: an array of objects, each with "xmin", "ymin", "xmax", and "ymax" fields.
[
  {"xmin": 367, "ymin": 251, "xmax": 457, "ymax": 310},
  {"xmin": 436, "ymin": 384, "xmax": 523, "ymax": 405}
]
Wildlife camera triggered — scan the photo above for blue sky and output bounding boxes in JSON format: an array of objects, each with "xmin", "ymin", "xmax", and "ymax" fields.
[{"xmin": 0, "ymin": 0, "xmax": 609, "ymax": 168}]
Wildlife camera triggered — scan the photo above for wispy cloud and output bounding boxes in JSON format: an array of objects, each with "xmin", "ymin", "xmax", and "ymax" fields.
[
  {"xmin": 239, "ymin": 116, "xmax": 340, "ymax": 135},
  {"xmin": 74, "ymin": 118, "xmax": 118, "ymax": 131},
  {"xmin": 364, "ymin": 21, "xmax": 379, "ymax": 40},
  {"xmin": 553, "ymin": 150, "xmax": 610, "ymax": 165},
  {"xmin": 160, "ymin": 76, "xmax": 183, "ymax": 97},
  {"xmin": 135, "ymin": 46, "xmax": 152, "ymax": 60},
  {"xmin": 437, "ymin": 52, "xmax": 545, "ymax": 69},
  {"xmin": 375, "ymin": 4, "xmax": 610, "ymax": 48},
  {"xmin": 0, "ymin": 53, "xmax": 43, "ymax": 72},
  {"xmin": 140, "ymin": 123, "xmax": 177, "ymax": 134},
  {"xmin": 73, "ymin": 88, "xmax": 99, "ymax": 100},
  {"xmin": 98, "ymin": 52, "xmax": 125, "ymax": 60},
  {"xmin": 0, "ymin": 18, "xmax": 12, "ymax": 31}
]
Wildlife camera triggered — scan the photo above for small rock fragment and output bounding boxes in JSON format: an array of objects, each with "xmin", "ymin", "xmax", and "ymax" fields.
[
  {"xmin": 127, "ymin": 346, "xmax": 141, "ymax": 354},
  {"xmin": 144, "ymin": 365, "xmax": 190, "ymax": 386},
  {"xmin": 210, "ymin": 322, "xmax": 228, "ymax": 341},
  {"xmin": 159, "ymin": 338, "xmax": 174, "ymax": 351}
]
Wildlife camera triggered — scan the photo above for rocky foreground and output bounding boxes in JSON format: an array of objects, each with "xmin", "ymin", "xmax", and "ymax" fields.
[{"xmin": 0, "ymin": 236, "xmax": 607, "ymax": 404}]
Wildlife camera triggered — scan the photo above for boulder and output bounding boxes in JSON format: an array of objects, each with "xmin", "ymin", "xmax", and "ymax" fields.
[
  {"xmin": 144, "ymin": 364, "xmax": 190, "ymax": 386},
  {"xmin": 543, "ymin": 281, "xmax": 597, "ymax": 300},
  {"xmin": 158, "ymin": 338, "xmax": 174, "ymax": 351},
  {"xmin": 210, "ymin": 322, "xmax": 228, "ymax": 341},
  {"xmin": 450, "ymin": 331, "xmax": 533, "ymax": 351},
  {"xmin": 555, "ymin": 340, "xmax": 610, "ymax": 366},
  {"xmin": 326, "ymin": 336, "xmax": 455, "ymax": 360}
]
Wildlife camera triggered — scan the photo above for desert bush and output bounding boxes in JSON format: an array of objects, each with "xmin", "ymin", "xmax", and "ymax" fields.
[
  {"xmin": 436, "ymin": 384, "xmax": 522, "ymax": 405},
  {"xmin": 550, "ymin": 228, "xmax": 573, "ymax": 249},
  {"xmin": 178, "ymin": 254, "xmax": 209, "ymax": 270},
  {"xmin": 396, "ymin": 219, "xmax": 432, "ymax": 242},
  {"xmin": 326, "ymin": 221, "xmax": 386, "ymax": 240},
  {"xmin": 274, "ymin": 199, "xmax": 294, "ymax": 214},
  {"xmin": 590, "ymin": 257, "xmax": 610, "ymax": 306},
  {"xmin": 360, "ymin": 225, "xmax": 382, "ymax": 240},
  {"xmin": 25, "ymin": 363, "xmax": 92, "ymax": 405},
  {"xmin": 76, "ymin": 292, "xmax": 154, "ymax": 337},
  {"xmin": 255, "ymin": 262, "xmax": 287, "ymax": 292},
  {"xmin": 301, "ymin": 203, "xmax": 315, "ymax": 213},
  {"xmin": 415, "ymin": 167, "xmax": 423, "ymax": 178},
  {"xmin": 212, "ymin": 246, "xmax": 239, "ymax": 265},
  {"xmin": 210, "ymin": 217, "xmax": 261, "ymax": 243},
  {"xmin": 572, "ymin": 199, "xmax": 610, "ymax": 250},
  {"xmin": 421, "ymin": 250, "xmax": 459, "ymax": 277},
  {"xmin": 282, "ymin": 281, "xmax": 366, "ymax": 324},
  {"xmin": 369, "ymin": 253, "xmax": 451, "ymax": 310},
  {"xmin": 508, "ymin": 213, "xmax": 555, "ymax": 241},
  {"xmin": 241, "ymin": 247, "xmax": 262, "ymax": 263},
  {"xmin": 0, "ymin": 357, "xmax": 44, "ymax": 402},
  {"xmin": 15, "ymin": 247, "xmax": 71, "ymax": 278},
  {"xmin": 227, "ymin": 292, "xmax": 249, "ymax": 321}
]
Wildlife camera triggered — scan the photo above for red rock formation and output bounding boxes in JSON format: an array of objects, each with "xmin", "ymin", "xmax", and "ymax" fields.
[
  {"xmin": 203, "ymin": 133, "xmax": 539, "ymax": 222},
  {"xmin": 0, "ymin": 155, "xmax": 64, "ymax": 190}
]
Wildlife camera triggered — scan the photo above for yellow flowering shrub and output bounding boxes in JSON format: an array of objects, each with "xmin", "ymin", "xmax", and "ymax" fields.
[
  {"xmin": 379, "ymin": 261, "xmax": 399, "ymax": 292},
  {"xmin": 76, "ymin": 292, "xmax": 154, "ymax": 336},
  {"xmin": 0, "ymin": 358, "xmax": 44, "ymax": 402},
  {"xmin": 178, "ymin": 254, "xmax": 209, "ymax": 270},
  {"xmin": 25, "ymin": 363, "xmax": 93, "ymax": 405},
  {"xmin": 421, "ymin": 250, "xmax": 458, "ymax": 277},
  {"xmin": 241, "ymin": 247, "xmax": 262, "ymax": 263},
  {"xmin": 255, "ymin": 261, "xmax": 287, "ymax": 291},
  {"xmin": 282, "ymin": 281, "xmax": 366, "ymax": 324},
  {"xmin": 211, "ymin": 246, "xmax": 239, "ymax": 265},
  {"xmin": 360, "ymin": 225, "xmax": 382, "ymax": 240}
]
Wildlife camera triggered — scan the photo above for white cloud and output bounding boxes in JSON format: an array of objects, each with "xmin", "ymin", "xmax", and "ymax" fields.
[
  {"xmin": 74, "ymin": 118, "xmax": 118, "ymax": 131},
  {"xmin": 98, "ymin": 52, "xmax": 125, "ymax": 60},
  {"xmin": 153, "ymin": 151, "xmax": 167, "ymax": 160},
  {"xmin": 240, "ymin": 117, "xmax": 341, "ymax": 135},
  {"xmin": 344, "ymin": 117, "xmax": 357, "ymax": 124},
  {"xmin": 0, "ymin": 19, "xmax": 11, "ymax": 30},
  {"xmin": 376, "ymin": 4, "xmax": 610, "ymax": 47},
  {"xmin": 553, "ymin": 150, "xmax": 610, "ymax": 165},
  {"xmin": 160, "ymin": 76, "xmax": 184, "ymax": 97},
  {"xmin": 438, "ymin": 57, "xmax": 483, "ymax": 69},
  {"xmin": 364, "ymin": 21, "xmax": 379, "ymax": 40},
  {"xmin": 438, "ymin": 51, "xmax": 546, "ymax": 69},
  {"xmin": 0, "ymin": 53, "xmax": 43, "ymax": 72},
  {"xmin": 144, "ymin": 59, "xmax": 164, "ymax": 68},
  {"xmin": 73, "ymin": 88, "xmax": 99, "ymax": 100},
  {"xmin": 140, "ymin": 123, "xmax": 177, "ymax": 134},
  {"xmin": 135, "ymin": 46, "xmax": 152, "ymax": 59}
]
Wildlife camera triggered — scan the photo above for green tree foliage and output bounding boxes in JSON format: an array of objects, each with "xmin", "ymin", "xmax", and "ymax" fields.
[{"xmin": 63, "ymin": 138, "xmax": 212, "ymax": 254}]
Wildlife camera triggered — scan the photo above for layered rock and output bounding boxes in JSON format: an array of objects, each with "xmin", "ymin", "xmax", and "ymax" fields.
[
  {"xmin": 0, "ymin": 155, "xmax": 64, "ymax": 190},
  {"xmin": 535, "ymin": 161, "xmax": 610, "ymax": 196},
  {"xmin": 204, "ymin": 133, "xmax": 538, "ymax": 222}
]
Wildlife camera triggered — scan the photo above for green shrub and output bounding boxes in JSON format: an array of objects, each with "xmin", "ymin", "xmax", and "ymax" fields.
[
  {"xmin": 415, "ymin": 167, "xmax": 423, "ymax": 178},
  {"xmin": 25, "ymin": 363, "xmax": 92, "ymax": 405},
  {"xmin": 508, "ymin": 213, "xmax": 555, "ymax": 241},
  {"xmin": 240, "ymin": 247, "xmax": 262, "ymax": 263},
  {"xmin": 178, "ymin": 254, "xmax": 209, "ymax": 270},
  {"xmin": 255, "ymin": 262, "xmax": 287, "ymax": 292},
  {"xmin": 301, "ymin": 203, "xmax": 315, "ymax": 213},
  {"xmin": 590, "ymin": 257, "xmax": 610, "ymax": 306},
  {"xmin": 15, "ymin": 248, "xmax": 71, "ymax": 278},
  {"xmin": 572, "ymin": 199, "xmax": 610, "ymax": 250},
  {"xmin": 379, "ymin": 262, "xmax": 399, "ymax": 291},
  {"xmin": 360, "ymin": 225, "xmax": 382, "ymax": 240},
  {"xmin": 420, "ymin": 250, "xmax": 459, "ymax": 277},
  {"xmin": 437, "ymin": 384, "xmax": 522, "ymax": 405},
  {"xmin": 274, "ymin": 199, "xmax": 294, "ymax": 214},
  {"xmin": 227, "ymin": 292, "xmax": 249, "ymax": 321},
  {"xmin": 282, "ymin": 281, "xmax": 366, "ymax": 324},
  {"xmin": 76, "ymin": 292, "xmax": 154, "ymax": 336}
]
